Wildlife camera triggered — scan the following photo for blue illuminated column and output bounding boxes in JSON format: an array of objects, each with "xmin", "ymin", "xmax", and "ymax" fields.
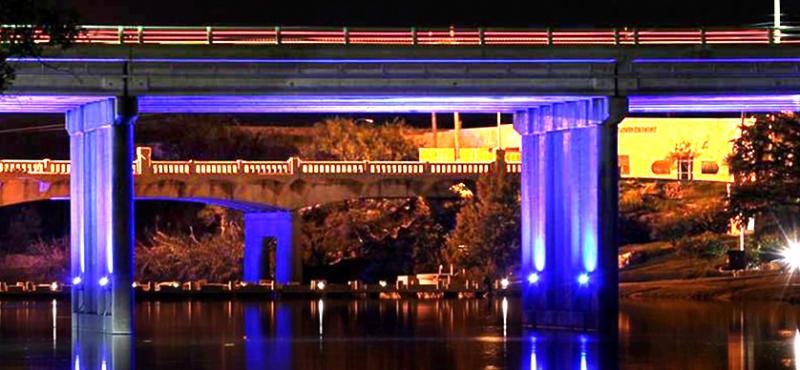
[
  {"xmin": 244, "ymin": 211, "xmax": 301, "ymax": 284},
  {"xmin": 67, "ymin": 97, "xmax": 136, "ymax": 334},
  {"xmin": 515, "ymin": 97, "xmax": 626, "ymax": 332}
]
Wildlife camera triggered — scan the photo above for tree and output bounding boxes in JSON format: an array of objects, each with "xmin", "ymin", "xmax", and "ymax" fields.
[
  {"xmin": 299, "ymin": 117, "xmax": 418, "ymax": 160},
  {"xmin": 445, "ymin": 167, "xmax": 520, "ymax": 282},
  {"xmin": 135, "ymin": 115, "xmax": 301, "ymax": 160},
  {"xmin": 0, "ymin": 0, "xmax": 78, "ymax": 91},
  {"xmin": 728, "ymin": 113, "xmax": 800, "ymax": 235},
  {"xmin": 4, "ymin": 205, "xmax": 43, "ymax": 253},
  {"xmin": 299, "ymin": 197, "xmax": 446, "ymax": 282},
  {"xmin": 135, "ymin": 205, "xmax": 245, "ymax": 282}
]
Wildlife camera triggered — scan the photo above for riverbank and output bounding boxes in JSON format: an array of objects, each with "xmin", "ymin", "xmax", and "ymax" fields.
[
  {"xmin": 620, "ymin": 271, "xmax": 800, "ymax": 302},
  {"xmin": 619, "ymin": 240, "xmax": 800, "ymax": 302}
]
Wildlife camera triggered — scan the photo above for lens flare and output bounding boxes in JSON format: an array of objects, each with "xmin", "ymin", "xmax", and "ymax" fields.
[{"xmin": 781, "ymin": 241, "xmax": 800, "ymax": 271}]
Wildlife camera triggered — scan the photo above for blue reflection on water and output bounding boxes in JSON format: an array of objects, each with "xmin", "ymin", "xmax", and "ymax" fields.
[
  {"xmin": 245, "ymin": 302, "xmax": 292, "ymax": 370},
  {"xmin": 72, "ymin": 332, "xmax": 132, "ymax": 370},
  {"xmin": 522, "ymin": 331, "xmax": 600, "ymax": 370}
]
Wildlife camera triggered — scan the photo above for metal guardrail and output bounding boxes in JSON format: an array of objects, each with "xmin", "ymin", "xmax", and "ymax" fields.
[{"xmin": 5, "ymin": 25, "xmax": 799, "ymax": 46}]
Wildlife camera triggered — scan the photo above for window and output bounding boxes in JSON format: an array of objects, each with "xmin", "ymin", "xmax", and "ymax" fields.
[
  {"xmin": 651, "ymin": 160, "xmax": 671, "ymax": 175},
  {"xmin": 701, "ymin": 161, "xmax": 719, "ymax": 174}
]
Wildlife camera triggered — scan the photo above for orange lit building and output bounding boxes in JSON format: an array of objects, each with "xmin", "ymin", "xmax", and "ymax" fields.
[{"xmin": 415, "ymin": 117, "xmax": 748, "ymax": 183}]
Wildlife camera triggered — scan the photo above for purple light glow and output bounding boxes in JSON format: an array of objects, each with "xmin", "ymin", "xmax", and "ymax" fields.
[
  {"xmin": 3, "ymin": 94, "xmax": 799, "ymax": 114},
  {"xmin": 0, "ymin": 95, "xmax": 112, "ymax": 113},
  {"xmin": 7, "ymin": 57, "xmax": 617, "ymax": 64},
  {"xmin": 138, "ymin": 95, "xmax": 593, "ymax": 114},
  {"xmin": 633, "ymin": 58, "xmax": 800, "ymax": 63},
  {"xmin": 629, "ymin": 94, "xmax": 800, "ymax": 113}
]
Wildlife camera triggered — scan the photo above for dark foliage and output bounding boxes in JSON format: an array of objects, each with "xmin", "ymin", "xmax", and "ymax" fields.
[
  {"xmin": 729, "ymin": 113, "xmax": 800, "ymax": 236},
  {"xmin": 0, "ymin": 0, "xmax": 78, "ymax": 91}
]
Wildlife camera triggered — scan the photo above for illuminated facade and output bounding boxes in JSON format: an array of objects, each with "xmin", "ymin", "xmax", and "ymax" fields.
[{"xmin": 418, "ymin": 117, "xmax": 745, "ymax": 182}]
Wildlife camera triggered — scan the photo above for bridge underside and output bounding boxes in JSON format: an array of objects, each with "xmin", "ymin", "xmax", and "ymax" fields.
[{"xmin": 1, "ymin": 55, "xmax": 797, "ymax": 334}]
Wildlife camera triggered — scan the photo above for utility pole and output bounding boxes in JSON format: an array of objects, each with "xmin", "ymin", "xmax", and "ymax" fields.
[
  {"xmin": 453, "ymin": 112, "xmax": 461, "ymax": 161},
  {"xmin": 431, "ymin": 112, "xmax": 438, "ymax": 148},
  {"xmin": 496, "ymin": 112, "xmax": 502, "ymax": 150},
  {"xmin": 775, "ymin": 0, "xmax": 782, "ymax": 43}
]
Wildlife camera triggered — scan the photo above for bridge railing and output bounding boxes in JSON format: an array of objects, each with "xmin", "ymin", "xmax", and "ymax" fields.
[
  {"xmin": 9, "ymin": 25, "xmax": 794, "ymax": 46},
  {"xmin": 0, "ymin": 157, "xmax": 513, "ymax": 177}
]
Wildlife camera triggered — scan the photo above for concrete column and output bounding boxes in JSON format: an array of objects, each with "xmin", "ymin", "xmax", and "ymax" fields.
[
  {"xmin": 67, "ymin": 97, "xmax": 137, "ymax": 335},
  {"xmin": 514, "ymin": 97, "xmax": 627, "ymax": 332},
  {"xmin": 244, "ymin": 211, "xmax": 301, "ymax": 284}
]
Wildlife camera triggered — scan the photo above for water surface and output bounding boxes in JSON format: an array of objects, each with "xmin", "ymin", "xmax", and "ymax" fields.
[{"xmin": 0, "ymin": 298, "xmax": 797, "ymax": 369}]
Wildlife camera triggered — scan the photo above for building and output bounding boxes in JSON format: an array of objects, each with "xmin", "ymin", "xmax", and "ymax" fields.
[{"xmin": 416, "ymin": 117, "xmax": 747, "ymax": 183}]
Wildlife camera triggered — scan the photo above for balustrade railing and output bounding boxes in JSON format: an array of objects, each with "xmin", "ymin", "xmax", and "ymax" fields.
[
  {"xmin": 5, "ymin": 25, "xmax": 794, "ymax": 46},
  {"xmin": 0, "ymin": 157, "xmax": 514, "ymax": 177}
]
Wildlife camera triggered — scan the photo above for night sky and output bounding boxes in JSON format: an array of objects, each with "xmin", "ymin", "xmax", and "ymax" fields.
[{"xmin": 64, "ymin": 0, "xmax": 798, "ymax": 27}]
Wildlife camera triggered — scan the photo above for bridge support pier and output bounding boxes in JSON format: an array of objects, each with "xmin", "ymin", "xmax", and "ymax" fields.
[
  {"xmin": 515, "ymin": 97, "xmax": 626, "ymax": 333},
  {"xmin": 67, "ymin": 97, "xmax": 137, "ymax": 334},
  {"xmin": 244, "ymin": 211, "xmax": 302, "ymax": 284}
]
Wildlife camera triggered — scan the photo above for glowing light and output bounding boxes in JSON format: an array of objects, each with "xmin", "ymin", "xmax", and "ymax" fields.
[
  {"xmin": 500, "ymin": 278, "xmax": 510, "ymax": 290},
  {"xmin": 98, "ymin": 276, "xmax": 109, "ymax": 287},
  {"xmin": 172, "ymin": 282, "xmax": 180, "ymax": 288},
  {"xmin": 578, "ymin": 273, "xmax": 590, "ymax": 286},
  {"xmin": 50, "ymin": 282, "xmax": 58, "ymax": 291},
  {"xmin": 8, "ymin": 57, "xmax": 617, "ymax": 64},
  {"xmin": 533, "ymin": 236, "xmax": 545, "ymax": 272},
  {"xmin": 71, "ymin": 276, "xmax": 82, "ymax": 286},
  {"xmin": 527, "ymin": 273, "xmax": 540, "ymax": 284},
  {"xmin": 629, "ymin": 95, "xmax": 800, "ymax": 113},
  {"xmin": 501, "ymin": 297, "xmax": 508, "ymax": 338},
  {"xmin": 781, "ymin": 241, "xmax": 800, "ymax": 271},
  {"xmin": 794, "ymin": 329, "xmax": 800, "ymax": 370},
  {"xmin": 379, "ymin": 280, "xmax": 388, "ymax": 288},
  {"xmin": 316, "ymin": 281, "xmax": 326, "ymax": 290},
  {"xmin": 131, "ymin": 282, "xmax": 138, "ymax": 288},
  {"xmin": 317, "ymin": 299, "xmax": 324, "ymax": 337}
]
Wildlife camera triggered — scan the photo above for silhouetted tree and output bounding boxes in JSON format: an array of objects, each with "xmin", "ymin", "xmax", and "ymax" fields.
[
  {"xmin": 0, "ymin": 0, "xmax": 78, "ymax": 91},
  {"xmin": 300, "ymin": 197, "xmax": 446, "ymax": 282},
  {"xmin": 135, "ymin": 206, "xmax": 244, "ymax": 282},
  {"xmin": 445, "ymin": 167, "xmax": 520, "ymax": 281},
  {"xmin": 136, "ymin": 115, "xmax": 301, "ymax": 160},
  {"xmin": 300, "ymin": 117, "xmax": 418, "ymax": 160},
  {"xmin": 729, "ymin": 113, "xmax": 800, "ymax": 235}
]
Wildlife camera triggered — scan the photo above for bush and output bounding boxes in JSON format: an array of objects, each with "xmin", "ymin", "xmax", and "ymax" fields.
[{"xmin": 674, "ymin": 232, "xmax": 728, "ymax": 259}]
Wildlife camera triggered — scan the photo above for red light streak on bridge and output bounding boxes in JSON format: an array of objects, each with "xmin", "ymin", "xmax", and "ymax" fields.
[{"xmin": 12, "ymin": 26, "xmax": 795, "ymax": 46}]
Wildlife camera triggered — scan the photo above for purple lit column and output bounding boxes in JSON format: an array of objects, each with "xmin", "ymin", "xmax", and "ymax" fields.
[
  {"xmin": 244, "ymin": 211, "xmax": 301, "ymax": 284},
  {"xmin": 67, "ymin": 97, "xmax": 136, "ymax": 334},
  {"xmin": 515, "ymin": 97, "xmax": 626, "ymax": 332}
]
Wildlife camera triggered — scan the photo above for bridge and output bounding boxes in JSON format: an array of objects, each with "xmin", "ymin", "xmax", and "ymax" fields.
[
  {"xmin": 3, "ymin": 24, "xmax": 800, "ymax": 335},
  {"xmin": 0, "ymin": 147, "xmax": 514, "ymax": 285},
  {"xmin": 0, "ymin": 147, "xmax": 513, "ymax": 209}
]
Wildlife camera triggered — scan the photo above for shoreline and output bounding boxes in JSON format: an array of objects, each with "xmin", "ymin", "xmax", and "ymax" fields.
[{"xmin": 620, "ymin": 270, "xmax": 800, "ymax": 303}]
